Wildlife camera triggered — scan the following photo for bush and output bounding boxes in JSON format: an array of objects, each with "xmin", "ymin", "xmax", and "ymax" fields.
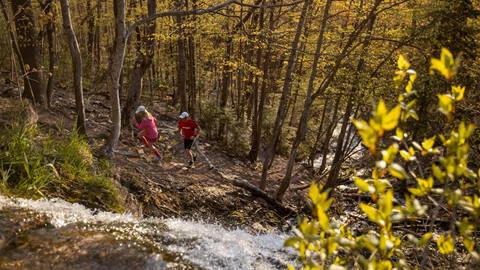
[
  {"xmin": 199, "ymin": 101, "xmax": 250, "ymax": 156},
  {"xmin": 286, "ymin": 49, "xmax": 480, "ymax": 269},
  {"xmin": 0, "ymin": 118, "xmax": 123, "ymax": 212}
]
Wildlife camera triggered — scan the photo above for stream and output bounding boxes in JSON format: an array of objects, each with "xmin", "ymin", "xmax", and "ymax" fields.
[{"xmin": 0, "ymin": 195, "xmax": 294, "ymax": 270}]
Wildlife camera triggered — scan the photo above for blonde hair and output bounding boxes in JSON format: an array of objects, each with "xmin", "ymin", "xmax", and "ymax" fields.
[{"xmin": 138, "ymin": 110, "xmax": 152, "ymax": 119}]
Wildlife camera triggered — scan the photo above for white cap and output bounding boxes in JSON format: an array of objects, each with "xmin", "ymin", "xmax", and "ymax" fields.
[
  {"xmin": 136, "ymin": 105, "xmax": 146, "ymax": 114},
  {"xmin": 179, "ymin": 112, "xmax": 189, "ymax": 119}
]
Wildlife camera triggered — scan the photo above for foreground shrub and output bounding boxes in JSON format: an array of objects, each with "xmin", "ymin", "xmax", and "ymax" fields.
[{"xmin": 286, "ymin": 49, "xmax": 479, "ymax": 269}]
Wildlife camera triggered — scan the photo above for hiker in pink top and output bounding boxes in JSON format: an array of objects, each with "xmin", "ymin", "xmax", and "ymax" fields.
[{"xmin": 131, "ymin": 105, "xmax": 161, "ymax": 160}]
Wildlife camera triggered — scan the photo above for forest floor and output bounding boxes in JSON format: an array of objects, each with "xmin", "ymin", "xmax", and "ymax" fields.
[{"xmin": 23, "ymin": 88, "xmax": 319, "ymax": 232}]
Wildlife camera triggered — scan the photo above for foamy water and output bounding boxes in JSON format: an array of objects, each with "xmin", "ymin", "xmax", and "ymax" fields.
[{"xmin": 0, "ymin": 195, "xmax": 294, "ymax": 269}]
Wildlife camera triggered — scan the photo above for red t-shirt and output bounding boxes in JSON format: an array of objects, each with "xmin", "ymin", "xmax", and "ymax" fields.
[{"xmin": 178, "ymin": 119, "xmax": 198, "ymax": 139}]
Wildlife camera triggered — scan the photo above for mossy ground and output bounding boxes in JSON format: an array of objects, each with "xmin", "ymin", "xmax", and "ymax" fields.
[{"xmin": 0, "ymin": 102, "xmax": 123, "ymax": 212}]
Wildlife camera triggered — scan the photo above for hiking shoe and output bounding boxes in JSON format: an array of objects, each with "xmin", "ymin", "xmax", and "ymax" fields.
[{"xmin": 188, "ymin": 160, "xmax": 194, "ymax": 167}]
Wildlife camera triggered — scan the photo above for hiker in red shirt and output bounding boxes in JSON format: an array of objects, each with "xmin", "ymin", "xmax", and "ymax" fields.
[
  {"xmin": 131, "ymin": 105, "xmax": 161, "ymax": 161},
  {"xmin": 178, "ymin": 112, "xmax": 199, "ymax": 166}
]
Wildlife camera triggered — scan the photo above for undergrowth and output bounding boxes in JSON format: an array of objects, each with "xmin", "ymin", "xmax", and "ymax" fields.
[{"xmin": 0, "ymin": 120, "xmax": 123, "ymax": 212}]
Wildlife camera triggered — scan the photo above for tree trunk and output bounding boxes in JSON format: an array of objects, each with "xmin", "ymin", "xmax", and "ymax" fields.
[
  {"xmin": 323, "ymin": 10, "xmax": 378, "ymax": 192},
  {"xmin": 308, "ymin": 99, "xmax": 328, "ymax": 167},
  {"xmin": 175, "ymin": 3, "xmax": 188, "ymax": 112},
  {"xmin": 121, "ymin": 0, "xmax": 156, "ymax": 127},
  {"xmin": 59, "ymin": 0, "xmax": 87, "ymax": 135},
  {"xmin": 276, "ymin": 0, "xmax": 333, "ymax": 200},
  {"xmin": 318, "ymin": 95, "xmax": 341, "ymax": 174},
  {"xmin": 218, "ymin": 34, "xmax": 233, "ymax": 139},
  {"xmin": 11, "ymin": 0, "xmax": 46, "ymax": 107},
  {"xmin": 104, "ymin": 0, "xmax": 127, "ymax": 155},
  {"xmin": 259, "ymin": 0, "xmax": 312, "ymax": 189},
  {"xmin": 41, "ymin": 0, "xmax": 56, "ymax": 107}
]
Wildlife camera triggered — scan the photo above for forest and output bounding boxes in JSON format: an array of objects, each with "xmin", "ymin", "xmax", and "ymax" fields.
[{"xmin": 0, "ymin": 0, "xmax": 479, "ymax": 269}]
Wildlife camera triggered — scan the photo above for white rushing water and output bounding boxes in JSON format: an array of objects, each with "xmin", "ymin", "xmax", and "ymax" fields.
[{"xmin": 0, "ymin": 195, "xmax": 294, "ymax": 270}]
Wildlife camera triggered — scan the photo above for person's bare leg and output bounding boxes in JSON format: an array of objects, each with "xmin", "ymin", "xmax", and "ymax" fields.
[{"xmin": 187, "ymin": 149, "xmax": 194, "ymax": 164}]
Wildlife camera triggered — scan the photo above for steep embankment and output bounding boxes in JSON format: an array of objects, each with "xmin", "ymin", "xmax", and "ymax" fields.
[{"xmin": 1, "ymin": 87, "xmax": 306, "ymax": 231}]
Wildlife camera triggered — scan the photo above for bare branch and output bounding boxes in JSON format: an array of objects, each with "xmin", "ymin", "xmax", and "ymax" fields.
[{"xmin": 127, "ymin": 0, "xmax": 236, "ymax": 37}]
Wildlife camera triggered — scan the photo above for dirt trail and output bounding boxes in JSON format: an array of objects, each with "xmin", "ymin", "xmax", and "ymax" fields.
[{"xmin": 35, "ymin": 89, "xmax": 306, "ymax": 231}]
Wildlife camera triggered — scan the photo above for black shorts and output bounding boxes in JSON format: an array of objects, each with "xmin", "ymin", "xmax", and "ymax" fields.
[{"xmin": 184, "ymin": 139, "xmax": 194, "ymax": 150}]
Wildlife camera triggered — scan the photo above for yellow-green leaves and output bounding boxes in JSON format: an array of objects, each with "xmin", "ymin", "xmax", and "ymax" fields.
[
  {"xmin": 437, "ymin": 234, "xmax": 454, "ymax": 254},
  {"xmin": 399, "ymin": 147, "xmax": 415, "ymax": 161},
  {"xmin": 353, "ymin": 101, "xmax": 401, "ymax": 154},
  {"xmin": 408, "ymin": 177, "xmax": 433, "ymax": 196},
  {"xmin": 377, "ymin": 101, "xmax": 401, "ymax": 132},
  {"xmin": 360, "ymin": 203, "xmax": 380, "ymax": 223},
  {"xmin": 355, "ymin": 177, "xmax": 372, "ymax": 193},
  {"xmin": 394, "ymin": 54, "xmax": 416, "ymax": 94},
  {"xmin": 437, "ymin": 94, "xmax": 454, "ymax": 118},
  {"xmin": 421, "ymin": 135, "xmax": 437, "ymax": 155},
  {"xmin": 353, "ymin": 119, "xmax": 378, "ymax": 154},
  {"xmin": 309, "ymin": 184, "xmax": 332, "ymax": 230},
  {"xmin": 388, "ymin": 163, "xmax": 407, "ymax": 180},
  {"xmin": 452, "ymin": 86, "xmax": 465, "ymax": 101},
  {"xmin": 430, "ymin": 48, "xmax": 459, "ymax": 80},
  {"xmin": 397, "ymin": 54, "xmax": 410, "ymax": 70}
]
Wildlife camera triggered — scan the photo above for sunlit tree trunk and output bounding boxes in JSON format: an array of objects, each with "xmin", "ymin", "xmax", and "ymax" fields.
[
  {"xmin": 259, "ymin": 0, "xmax": 312, "ymax": 189},
  {"xmin": 323, "ymin": 10, "xmax": 378, "ymax": 192},
  {"xmin": 104, "ymin": 0, "xmax": 127, "ymax": 155},
  {"xmin": 59, "ymin": 0, "xmax": 87, "ymax": 134},
  {"xmin": 276, "ymin": 0, "xmax": 333, "ymax": 200}
]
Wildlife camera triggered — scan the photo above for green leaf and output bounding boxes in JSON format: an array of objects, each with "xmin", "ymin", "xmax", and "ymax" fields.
[
  {"xmin": 317, "ymin": 208, "xmax": 329, "ymax": 231},
  {"xmin": 309, "ymin": 184, "xmax": 320, "ymax": 204},
  {"xmin": 437, "ymin": 234, "xmax": 454, "ymax": 254},
  {"xmin": 463, "ymin": 237, "xmax": 475, "ymax": 252},
  {"xmin": 421, "ymin": 136, "xmax": 436, "ymax": 151},
  {"xmin": 432, "ymin": 164, "xmax": 444, "ymax": 181},
  {"xmin": 389, "ymin": 163, "xmax": 407, "ymax": 180},
  {"xmin": 382, "ymin": 105, "xmax": 401, "ymax": 131},
  {"xmin": 437, "ymin": 94, "xmax": 454, "ymax": 116},
  {"xmin": 379, "ymin": 190, "xmax": 393, "ymax": 216},
  {"xmin": 353, "ymin": 119, "xmax": 377, "ymax": 153},
  {"xmin": 430, "ymin": 48, "xmax": 457, "ymax": 80},
  {"xmin": 355, "ymin": 177, "xmax": 371, "ymax": 193},
  {"xmin": 398, "ymin": 54, "xmax": 410, "ymax": 70},
  {"xmin": 284, "ymin": 236, "xmax": 301, "ymax": 248},
  {"xmin": 419, "ymin": 232, "xmax": 432, "ymax": 246},
  {"xmin": 452, "ymin": 85, "xmax": 465, "ymax": 101},
  {"xmin": 360, "ymin": 203, "xmax": 379, "ymax": 222}
]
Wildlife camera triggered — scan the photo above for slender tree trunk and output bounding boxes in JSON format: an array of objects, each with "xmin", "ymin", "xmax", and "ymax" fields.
[
  {"xmin": 260, "ymin": 0, "xmax": 312, "ymax": 189},
  {"xmin": 41, "ymin": 0, "xmax": 56, "ymax": 107},
  {"xmin": 323, "ymin": 11, "xmax": 378, "ymax": 192},
  {"xmin": 59, "ymin": 0, "xmax": 87, "ymax": 134},
  {"xmin": 318, "ymin": 95, "xmax": 341, "ymax": 174},
  {"xmin": 175, "ymin": 2, "xmax": 188, "ymax": 112},
  {"xmin": 104, "ymin": 0, "xmax": 127, "ymax": 155},
  {"xmin": 11, "ymin": 0, "xmax": 46, "ymax": 107},
  {"xmin": 95, "ymin": 0, "xmax": 101, "ymax": 68},
  {"xmin": 218, "ymin": 33, "xmax": 233, "ymax": 139},
  {"xmin": 276, "ymin": 0, "xmax": 333, "ymax": 200},
  {"xmin": 308, "ymin": 99, "xmax": 329, "ymax": 167},
  {"xmin": 0, "ymin": 0, "xmax": 28, "ymax": 99},
  {"xmin": 121, "ymin": 0, "xmax": 156, "ymax": 127},
  {"xmin": 87, "ymin": 0, "xmax": 95, "ymax": 58}
]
